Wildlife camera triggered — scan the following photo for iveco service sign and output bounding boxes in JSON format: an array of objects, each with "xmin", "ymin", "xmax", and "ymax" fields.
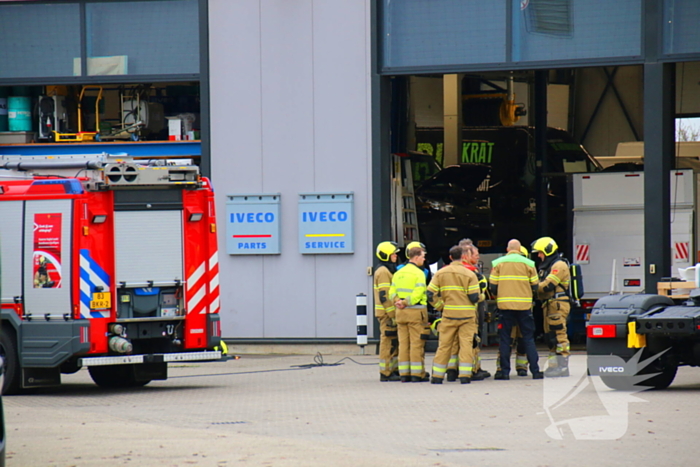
[
  {"xmin": 226, "ymin": 193, "xmax": 281, "ymax": 255},
  {"xmin": 298, "ymin": 192, "xmax": 354, "ymax": 254}
]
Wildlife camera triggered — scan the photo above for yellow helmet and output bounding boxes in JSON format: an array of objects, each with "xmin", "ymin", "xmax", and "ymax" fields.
[
  {"xmin": 430, "ymin": 318, "xmax": 442, "ymax": 336},
  {"xmin": 520, "ymin": 246, "xmax": 529, "ymax": 257},
  {"xmin": 531, "ymin": 237, "xmax": 558, "ymax": 256},
  {"xmin": 376, "ymin": 241, "xmax": 399, "ymax": 262},
  {"xmin": 405, "ymin": 241, "xmax": 426, "ymax": 258},
  {"xmin": 213, "ymin": 339, "xmax": 228, "ymax": 356}
]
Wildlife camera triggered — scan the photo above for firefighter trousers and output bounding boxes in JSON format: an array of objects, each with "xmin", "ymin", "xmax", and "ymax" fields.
[
  {"xmin": 446, "ymin": 304, "xmax": 483, "ymax": 372},
  {"xmin": 447, "ymin": 338, "xmax": 459, "ymax": 372},
  {"xmin": 396, "ymin": 307, "xmax": 429, "ymax": 378},
  {"xmin": 497, "ymin": 309, "xmax": 540, "ymax": 375},
  {"xmin": 432, "ymin": 315, "xmax": 477, "ymax": 380},
  {"xmin": 378, "ymin": 315, "xmax": 398, "ymax": 376},
  {"xmin": 496, "ymin": 326, "xmax": 527, "ymax": 372},
  {"xmin": 446, "ymin": 331, "xmax": 481, "ymax": 371},
  {"xmin": 543, "ymin": 299, "xmax": 571, "ymax": 365}
]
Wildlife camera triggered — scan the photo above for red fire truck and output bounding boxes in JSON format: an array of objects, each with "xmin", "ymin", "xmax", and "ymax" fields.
[{"xmin": 0, "ymin": 154, "xmax": 224, "ymax": 394}]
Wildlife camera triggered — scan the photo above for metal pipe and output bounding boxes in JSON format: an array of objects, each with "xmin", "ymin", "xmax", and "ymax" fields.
[
  {"xmin": 506, "ymin": 71, "xmax": 515, "ymax": 102},
  {"xmin": 1, "ymin": 160, "xmax": 103, "ymax": 171}
]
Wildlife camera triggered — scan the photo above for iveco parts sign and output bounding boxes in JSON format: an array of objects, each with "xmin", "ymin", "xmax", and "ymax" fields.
[{"xmin": 225, "ymin": 193, "xmax": 281, "ymax": 255}]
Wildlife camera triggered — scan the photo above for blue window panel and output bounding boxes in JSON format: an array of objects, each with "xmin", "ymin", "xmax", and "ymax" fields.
[
  {"xmin": 86, "ymin": 0, "xmax": 199, "ymax": 76},
  {"xmin": 0, "ymin": 3, "xmax": 81, "ymax": 79},
  {"xmin": 664, "ymin": 0, "xmax": 700, "ymax": 56},
  {"xmin": 382, "ymin": 0, "xmax": 507, "ymax": 69},
  {"xmin": 512, "ymin": 0, "xmax": 641, "ymax": 62}
]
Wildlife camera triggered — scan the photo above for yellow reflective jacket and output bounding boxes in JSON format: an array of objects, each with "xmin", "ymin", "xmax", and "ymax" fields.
[
  {"xmin": 537, "ymin": 258, "xmax": 570, "ymax": 301},
  {"xmin": 389, "ymin": 262, "xmax": 427, "ymax": 308},
  {"xmin": 427, "ymin": 261, "xmax": 481, "ymax": 318},
  {"xmin": 489, "ymin": 251, "xmax": 538, "ymax": 310},
  {"xmin": 373, "ymin": 265, "xmax": 395, "ymax": 319}
]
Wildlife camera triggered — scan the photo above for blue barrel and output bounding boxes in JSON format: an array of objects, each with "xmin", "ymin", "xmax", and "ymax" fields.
[{"xmin": 8, "ymin": 96, "xmax": 32, "ymax": 132}]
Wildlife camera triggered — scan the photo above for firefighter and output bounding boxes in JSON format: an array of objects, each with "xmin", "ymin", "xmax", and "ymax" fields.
[
  {"xmin": 428, "ymin": 245, "xmax": 483, "ymax": 384},
  {"xmin": 490, "ymin": 239, "xmax": 542, "ymax": 380},
  {"xmin": 442, "ymin": 242, "xmax": 490, "ymax": 381},
  {"xmin": 374, "ymin": 241, "xmax": 401, "ymax": 382},
  {"xmin": 389, "ymin": 246, "xmax": 430, "ymax": 382},
  {"xmin": 397, "ymin": 241, "xmax": 432, "ymax": 358},
  {"xmin": 531, "ymin": 236, "xmax": 571, "ymax": 377},
  {"xmin": 495, "ymin": 246, "xmax": 531, "ymax": 377},
  {"xmin": 460, "ymin": 241, "xmax": 491, "ymax": 381},
  {"xmin": 397, "ymin": 241, "xmax": 431, "ymax": 281}
]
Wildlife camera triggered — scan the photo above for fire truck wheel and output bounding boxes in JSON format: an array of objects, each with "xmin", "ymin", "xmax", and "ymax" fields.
[
  {"xmin": 0, "ymin": 329, "xmax": 21, "ymax": 395},
  {"xmin": 88, "ymin": 365, "xmax": 151, "ymax": 388}
]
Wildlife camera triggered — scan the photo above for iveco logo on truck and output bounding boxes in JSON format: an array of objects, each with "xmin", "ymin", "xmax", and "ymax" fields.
[{"xmin": 599, "ymin": 367, "xmax": 625, "ymax": 373}]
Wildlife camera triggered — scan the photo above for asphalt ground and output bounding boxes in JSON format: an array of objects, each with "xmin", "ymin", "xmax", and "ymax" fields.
[{"xmin": 5, "ymin": 349, "xmax": 700, "ymax": 467}]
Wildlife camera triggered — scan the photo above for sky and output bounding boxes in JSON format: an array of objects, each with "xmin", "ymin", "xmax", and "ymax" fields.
[{"xmin": 676, "ymin": 117, "xmax": 700, "ymax": 141}]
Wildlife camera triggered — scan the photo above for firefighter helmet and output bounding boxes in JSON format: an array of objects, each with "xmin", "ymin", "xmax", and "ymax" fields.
[
  {"xmin": 520, "ymin": 246, "xmax": 529, "ymax": 257},
  {"xmin": 214, "ymin": 339, "xmax": 229, "ymax": 356},
  {"xmin": 376, "ymin": 241, "xmax": 399, "ymax": 262},
  {"xmin": 405, "ymin": 241, "xmax": 426, "ymax": 258},
  {"xmin": 531, "ymin": 237, "xmax": 558, "ymax": 256},
  {"xmin": 430, "ymin": 317, "xmax": 442, "ymax": 336}
]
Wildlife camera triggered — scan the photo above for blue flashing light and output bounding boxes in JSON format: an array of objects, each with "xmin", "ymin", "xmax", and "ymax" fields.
[{"xmin": 32, "ymin": 179, "xmax": 85, "ymax": 194}]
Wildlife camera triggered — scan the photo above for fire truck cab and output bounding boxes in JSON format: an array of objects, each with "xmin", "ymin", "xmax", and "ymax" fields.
[{"xmin": 0, "ymin": 154, "xmax": 223, "ymax": 394}]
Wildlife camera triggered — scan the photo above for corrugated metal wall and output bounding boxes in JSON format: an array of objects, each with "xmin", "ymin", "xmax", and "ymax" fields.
[{"xmin": 208, "ymin": 0, "xmax": 373, "ymax": 338}]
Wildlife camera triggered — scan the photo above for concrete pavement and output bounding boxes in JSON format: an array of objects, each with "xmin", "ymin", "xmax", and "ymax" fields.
[{"xmin": 5, "ymin": 349, "xmax": 700, "ymax": 466}]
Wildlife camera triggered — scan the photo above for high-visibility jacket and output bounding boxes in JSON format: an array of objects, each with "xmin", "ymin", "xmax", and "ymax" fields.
[
  {"xmin": 463, "ymin": 261, "xmax": 488, "ymax": 295},
  {"xmin": 427, "ymin": 261, "xmax": 481, "ymax": 318},
  {"xmin": 389, "ymin": 262, "xmax": 427, "ymax": 308},
  {"xmin": 489, "ymin": 251, "xmax": 538, "ymax": 310},
  {"xmin": 537, "ymin": 258, "xmax": 570, "ymax": 301},
  {"xmin": 373, "ymin": 264, "xmax": 396, "ymax": 319}
]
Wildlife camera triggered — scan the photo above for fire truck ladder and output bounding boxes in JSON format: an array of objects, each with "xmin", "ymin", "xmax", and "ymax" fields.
[
  {"xmin": 392, "ymin": 155, "xmax": 420, "ymax": 246},
  {"xmin": 0, "ymin": 153, "xmax": 199, "ymax": 188}
]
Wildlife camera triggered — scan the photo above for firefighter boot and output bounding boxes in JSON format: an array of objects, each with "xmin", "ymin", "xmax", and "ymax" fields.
[
  {"xmin": 412, "ymin": 374, "xmax": 430, "ymax": 383},
  {"xmin": 431, "ymin": 377, "xmax": 443, "ymax": 384},
  {"xmin": 544, "ymin": 356, "xmax": 570, "ymax": 377},
  {"xmin": 517, "ymin": 369, "xmax": 528, "ymax": 377},
  {"xmin": 380, "ymin": 373, "xmax": 401, "ymax": 382},
  {"xmin": 471, "ymin": 369, "xmax": 491, "ymax": 381},
  {"xmin": 445, "ymin": 369, "xmax": 458, "ymax": 382},
  {"xmin": 459, "ymin": 377, "xmax": 471, "ymax": 384}
]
